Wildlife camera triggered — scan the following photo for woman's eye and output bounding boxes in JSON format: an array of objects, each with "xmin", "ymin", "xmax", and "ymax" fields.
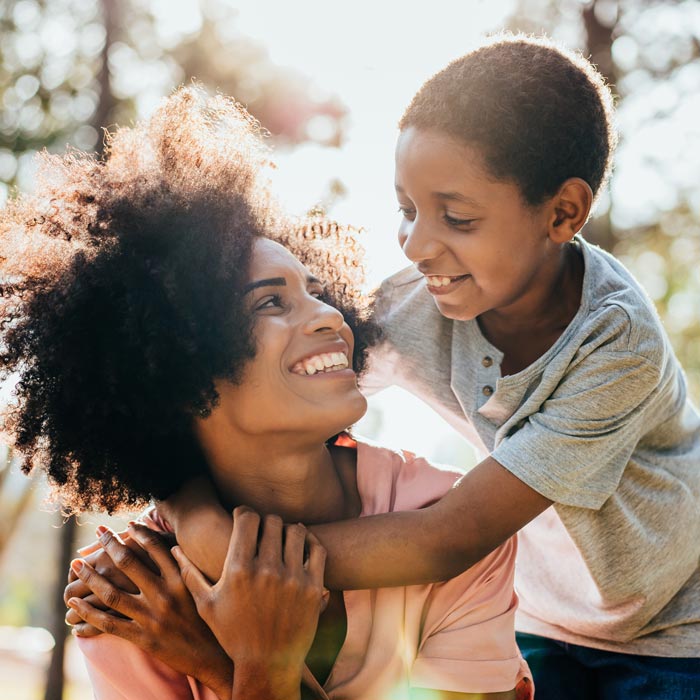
[
  {"xmin": 397, "ymin": 206, "xmax": 416, "ymax": 221},
  {"xmin": 256, "ymin": 294, "xmax": 283, "ymax": 311},
  {"xmin": 444, "ymin": 213, "xmax": 476, "ymax": 228}
]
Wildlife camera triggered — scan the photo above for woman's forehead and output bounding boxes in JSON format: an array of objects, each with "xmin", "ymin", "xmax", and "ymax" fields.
[{"xmin": 249, "ymin": 238, "xmax": 310, "ymax": 279}]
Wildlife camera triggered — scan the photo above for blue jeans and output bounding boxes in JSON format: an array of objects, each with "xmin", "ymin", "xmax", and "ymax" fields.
[{"xmin": 517, "ymin": 632, "xmax": 700, "ymax": 700}]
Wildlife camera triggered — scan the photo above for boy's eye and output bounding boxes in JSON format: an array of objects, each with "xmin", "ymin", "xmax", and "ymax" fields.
[
  {"xmin": 444, "ymin": 213, "xmax": 477, "ymax": 228},
  {"xmin": 397, "ymin": 206, "xmax": 416, "ymax": 221}
]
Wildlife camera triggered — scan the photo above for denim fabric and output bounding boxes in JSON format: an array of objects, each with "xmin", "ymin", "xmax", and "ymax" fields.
[{"xmin": 517, "ymin": 632, "xmax": 700, "ymax": 699}]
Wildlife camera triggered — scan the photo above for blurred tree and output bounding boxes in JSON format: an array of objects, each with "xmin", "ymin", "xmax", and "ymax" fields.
[
  {"xmin": 0, "ymin": 1, "xmax": 348, "ymax": 698},
  {"xmin": 0, "ymin": 0, "xmax": 347, "ymax": 200},
  {"xmin": 506, "ymin": 0, "xmax": 700, "ymax": 398},
  {"xmin": 0, "ymin": 447, "xmax": 34, "ymax": 563}
]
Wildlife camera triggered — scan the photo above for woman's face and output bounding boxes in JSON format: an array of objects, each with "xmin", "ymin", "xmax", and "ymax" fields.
[{"xmin": 213, "ymin": 238, "xmax": 367, "ymax": 440}]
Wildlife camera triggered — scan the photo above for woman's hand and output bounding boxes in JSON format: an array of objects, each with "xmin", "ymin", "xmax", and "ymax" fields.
[
  {"xmin": 66, "ymin": 523, "xmax": 233, "ymax": 700},
  {"xmin": 64, "ymin": 528, "xmax": 154, "ymax": 637},
  {"xmin": 173, "ymin": 506, "xmax": 328, "ymax": 700}
]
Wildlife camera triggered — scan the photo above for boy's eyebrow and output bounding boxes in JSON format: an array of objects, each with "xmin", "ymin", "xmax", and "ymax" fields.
[
  {"xmin": 394, "ymin": 184, "xmax": 483, "ymax": 209},
  {"xmin": 243, "ymin": 275, "xmax": 323, "ymax": 294},
  {"xmin": 436, "ymin": 192, "xmax": 483, "ymax": 208}
]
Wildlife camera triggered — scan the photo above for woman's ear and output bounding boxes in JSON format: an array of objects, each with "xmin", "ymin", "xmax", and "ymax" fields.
[{"xmin": 548, "ymin": 178, "xmax": 593, "ymax": 243}]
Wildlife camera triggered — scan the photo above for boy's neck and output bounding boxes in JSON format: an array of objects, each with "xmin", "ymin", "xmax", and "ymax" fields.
[{"xmin": 478, "ymin": 242, "xmax": 584, "ymax": 374}]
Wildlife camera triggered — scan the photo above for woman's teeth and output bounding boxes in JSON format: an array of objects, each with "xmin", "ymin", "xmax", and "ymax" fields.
[
  {"xmin": 292, "ymin": 352, "xmax": 349, "ymax": 376},
  {"xmin": 425, "ymin": 275, "xmax": 461, "ymax": 288}
]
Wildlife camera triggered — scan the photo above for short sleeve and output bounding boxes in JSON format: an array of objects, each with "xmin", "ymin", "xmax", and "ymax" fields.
[
  {"xmin": 410, "ymin": 538, "xmax": 530, "ymax": 694},
  {"xmin": 492, "ymin": 349, "xmax": 662, "ymax": 509}
]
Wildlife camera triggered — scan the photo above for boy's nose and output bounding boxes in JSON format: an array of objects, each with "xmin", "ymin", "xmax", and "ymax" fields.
[{"xmin": 399, "ymin": 218, "xmax": 441, "ymax": 263}]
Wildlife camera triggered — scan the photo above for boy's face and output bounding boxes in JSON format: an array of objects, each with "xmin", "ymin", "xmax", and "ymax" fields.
[{"xmin": 395, "ymin": 127, "xmax": 556, "ymax": 323}]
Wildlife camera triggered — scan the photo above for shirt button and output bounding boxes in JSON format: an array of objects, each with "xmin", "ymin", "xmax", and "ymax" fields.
[
  {"xmin": 482, "ymin": 385, "xmax": 494, "ymax": 397},
  {"xmin": 482, "ymin": 356, "xmax": 493, "ymax": 368}
]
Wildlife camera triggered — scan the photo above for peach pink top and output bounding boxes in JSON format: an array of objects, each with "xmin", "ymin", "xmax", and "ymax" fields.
[{"xmin": 77, "ymin": 438, "xmax": 532, "ymax": 699}]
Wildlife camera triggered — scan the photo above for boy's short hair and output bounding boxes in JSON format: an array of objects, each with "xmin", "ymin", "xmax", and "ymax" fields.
[{"xmin": 399, "ymin": 34, "xmax": 617, "ymax": 206}]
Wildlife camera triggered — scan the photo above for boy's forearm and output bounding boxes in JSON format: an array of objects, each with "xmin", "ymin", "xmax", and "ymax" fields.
[
  {"xmin": 174, "ymin": 505, "xmax": 231, "ymax": 581},
  {"xmin": 310, "ymin": 505, "xmax": 473, "ymax": 590},
  {"xmin": 172, "ymin": 458, "xmax": 550, "ymax": 590},
  {"xmin": 313, "ymin": 457, "xmax": 551, "ymax": 590}
]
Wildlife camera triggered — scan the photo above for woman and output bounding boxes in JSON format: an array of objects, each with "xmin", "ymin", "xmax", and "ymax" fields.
[{"xmin": 1, "ymin": 88, "xmax": 530, "ymax": 699}]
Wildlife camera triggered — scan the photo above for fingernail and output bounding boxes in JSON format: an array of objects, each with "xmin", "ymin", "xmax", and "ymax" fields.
[
  {"xmin": 67, "ymin": 597, "xmax": 79, "ymax": 608},
  {"xmin": 70, "ymin": 560, "xmax": 83, "ymax": 575},
  {"xmin": 76, "ymin": 545, "xmax": 92, "ymax": 555}
]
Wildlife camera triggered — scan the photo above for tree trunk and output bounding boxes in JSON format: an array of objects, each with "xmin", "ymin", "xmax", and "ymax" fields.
[
  {"xmin": 42, "ymin": 516, "xmax": 77, "ymax": 700},
  {"xmin": 42, "ymin": 1, "xmax": 118, "ymax": 698}
]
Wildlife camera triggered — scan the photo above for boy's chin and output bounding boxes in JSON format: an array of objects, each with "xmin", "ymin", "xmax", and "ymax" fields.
[{"xmin": 432, "ymin": 297, "xmax": 478, "ymax": 323}]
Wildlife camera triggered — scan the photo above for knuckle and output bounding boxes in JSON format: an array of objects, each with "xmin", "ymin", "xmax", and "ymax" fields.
[
  {"xmin": 311, "ymin": 541, "xmax": 327, "ymax": 558},
  {"xmin": 63, "ymin": 583, "xmax": 76, "ymax": 605},
  {"xmin": 257, "ymin": 563, "xmax": 281, "ymax": 582},
  {"xmin": 235, "ymin": 506, "xmax": 260, "ymax": 526},
  {"xmin": 135, "ymin": 526, "xmax": 160, "ymax": 548},
  {"xmin": 264, "ymin": 514, "xmax": 283, "ymax": 528},
  {"xmin": 285, "ymin": 523, "xmax": 305, "ymax": 538},
  {"xmin": 102, "ymin": 586, "xmax": 121, "ymax": 610},
  {"xmin": 113, "ymin": 547, "xmax": 136, "ymax": 569},
  {"xmin": 101, "ymin": 616, "xmax": 116, "ymax": 635}
]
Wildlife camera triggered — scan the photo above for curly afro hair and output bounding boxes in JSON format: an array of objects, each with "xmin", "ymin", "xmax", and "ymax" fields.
[
  {"xmin": 399, "ymin": 34, "xmax": 617, "ymax": 206},
  {"xmin": 0, "ymin": 86, "xmax": 377, "ymax": 513}
]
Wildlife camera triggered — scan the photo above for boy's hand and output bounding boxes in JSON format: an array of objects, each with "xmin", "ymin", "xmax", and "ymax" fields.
[{"xmin": 173, "ymin": 506, "xmax": 328, "ymax": 700}]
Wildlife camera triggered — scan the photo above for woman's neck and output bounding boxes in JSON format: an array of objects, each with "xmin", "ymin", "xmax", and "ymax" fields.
[{"xmin": 195, "ymin": 420, "xmax": 360, "ymax": 524}]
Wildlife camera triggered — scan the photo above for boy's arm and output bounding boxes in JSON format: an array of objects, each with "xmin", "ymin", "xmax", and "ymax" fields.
[
  {"xmin": 317, "ymin": 457, "xmax": 550, "ymax": 589},
  {"xmin": 164, "ymin": 457, "xmax": 550, "ymax": 589}
]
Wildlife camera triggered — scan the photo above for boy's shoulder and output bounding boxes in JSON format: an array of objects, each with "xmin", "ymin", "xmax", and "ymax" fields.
[{"xmin": 578, "ymin": 237, "xmax": 669, "ymax": 367}]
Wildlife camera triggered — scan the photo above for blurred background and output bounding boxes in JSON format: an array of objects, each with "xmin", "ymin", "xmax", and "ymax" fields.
[{"xmin": 1, "ymin": 0, "xmax": 698, "ymax": 697}]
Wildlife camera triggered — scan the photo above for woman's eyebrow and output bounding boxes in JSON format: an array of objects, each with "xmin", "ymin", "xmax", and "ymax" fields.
[
  {"xmin": 243, "ymin": 277, "xmax": 286, "ymax": 294},
  {"xmin": 243, "ymin": 275, "xmax": 322, "ymax": 295}
]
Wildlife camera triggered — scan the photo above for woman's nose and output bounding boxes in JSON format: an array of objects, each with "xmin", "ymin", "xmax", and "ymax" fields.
[
  {"xmin": 398, "ymin": 216, "xmax": 441, "ymax": 263},
  {"xmin": 304, "ymin": 296, "xmax": 345, "ymax": 334}
]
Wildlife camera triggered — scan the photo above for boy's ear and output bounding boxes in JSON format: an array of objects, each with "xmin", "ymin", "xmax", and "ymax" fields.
[{"xmin": 548, "ymin": 178, "xmax": 593, "ymax": 243}]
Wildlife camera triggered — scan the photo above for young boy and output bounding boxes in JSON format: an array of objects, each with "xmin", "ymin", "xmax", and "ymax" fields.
[{"xmin": 72, "ymin": 36, "xmax": 700, "ymax": 699}]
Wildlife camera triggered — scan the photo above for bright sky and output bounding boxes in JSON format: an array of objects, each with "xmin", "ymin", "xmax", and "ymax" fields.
[
  {"xmin": 229, "ymin": 0, "xmax": 515, "ymax": 285},
  {"xmin": 159, "ymin": 0, "xmax": 697, "ymax": 460},
  {"xmin": 219, "ymin": 0, "xmax": 517, "ymax": 461}
]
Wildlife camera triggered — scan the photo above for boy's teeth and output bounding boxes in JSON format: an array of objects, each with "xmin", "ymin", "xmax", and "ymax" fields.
[{"xmin": 426, "ymin": 275, "xmax": 454, "ymax": 287}]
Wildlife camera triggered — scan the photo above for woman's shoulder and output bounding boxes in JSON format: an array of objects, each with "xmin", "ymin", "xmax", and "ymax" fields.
[{"xmin": 353, "ymin": 437, "xmax": 463, "ymax": 515}]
